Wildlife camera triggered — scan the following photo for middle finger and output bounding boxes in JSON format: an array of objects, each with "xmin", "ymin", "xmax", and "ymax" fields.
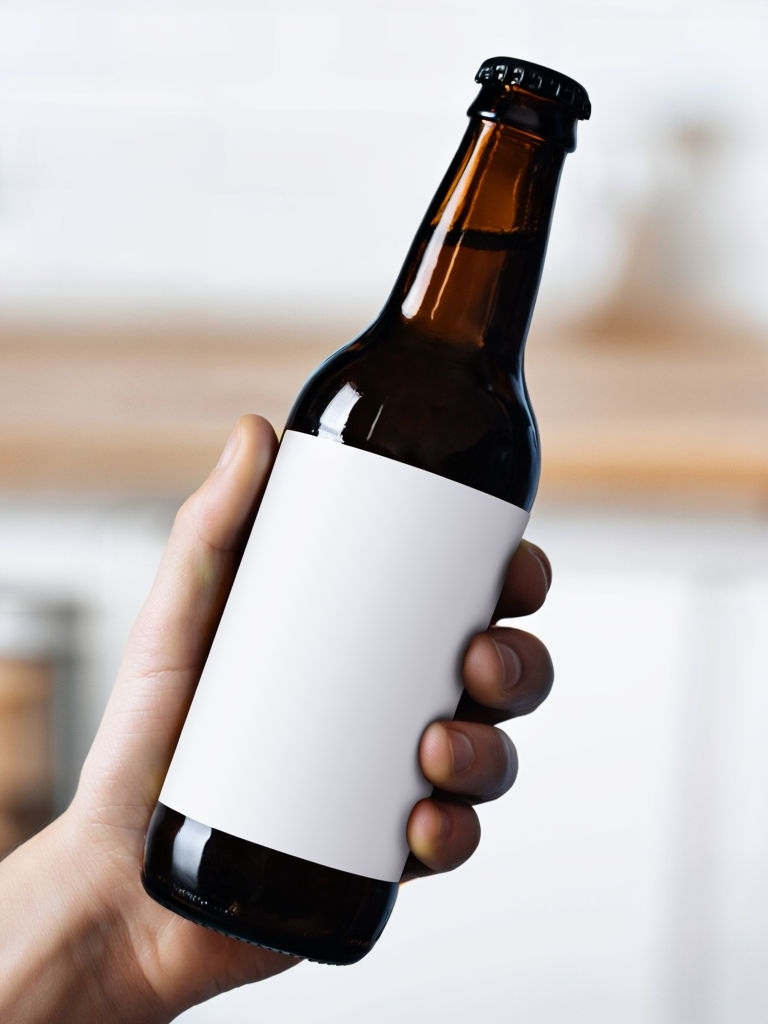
[
  {"xmin": 419, "ymin": 720, "xmax": 519, "ymax": 803},
  {"xmin": 458, "ymin": 626, "xmax": 555, "ymax": 726}
]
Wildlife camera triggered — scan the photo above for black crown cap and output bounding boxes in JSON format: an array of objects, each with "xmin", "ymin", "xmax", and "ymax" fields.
[{"xmin": 476, "ymin": 57, "xmax": 591, "ymax": 120}]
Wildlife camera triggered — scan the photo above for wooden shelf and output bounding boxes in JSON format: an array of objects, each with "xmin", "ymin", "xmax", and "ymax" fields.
[
  {"xmin": 2, "ymin": 315, "xmax": 767, "ymax": 511},
  {"xmin": 527, "ymin": 315, "xmax": 768, "ymax": 512}
]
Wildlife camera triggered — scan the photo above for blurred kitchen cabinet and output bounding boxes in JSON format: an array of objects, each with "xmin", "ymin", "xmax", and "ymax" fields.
[
  {"xmin": 174, "ymin": 511, "xmax": 768, "ymax": 1024},
  {"xmin": 0, "ymin": 594, "xmax": 71, "ymax": 856}
]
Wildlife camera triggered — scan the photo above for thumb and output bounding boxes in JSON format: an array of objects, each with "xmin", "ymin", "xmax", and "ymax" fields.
[{"xmin": 79, "ymin": 415, "xmax": 279, "ymax": 816}]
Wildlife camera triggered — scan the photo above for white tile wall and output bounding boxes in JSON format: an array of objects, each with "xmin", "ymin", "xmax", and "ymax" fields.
[{"xmin": 0, "ymin": 0, "xmax": 766, "ymax": 326}]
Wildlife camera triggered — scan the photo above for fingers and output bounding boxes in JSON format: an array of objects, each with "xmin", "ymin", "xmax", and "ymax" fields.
[
  {"xmin": 494, "ymin": 539, "xmax": 552, "ymax": 620},
  {"xmin": 403, "ymin": 543, "xmax": 554, "ymax": 880},
  {"xmin": 403, "ymin": 798, "xmax": 481, "ymax": 880},
  {"xmin": 457, "ymin": 626, "xmax": 554, "ymax": 725},
  {"xmin": 404, "ymin": 718, "xmax": 520, "ymax": 879},
  {"xmin": 419, "ymin": 721, "xmax": 518, "ymax": 801}
]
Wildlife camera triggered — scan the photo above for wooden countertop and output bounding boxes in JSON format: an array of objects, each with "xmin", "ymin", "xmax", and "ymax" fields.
[{"xmin": 1, "ymin": 313, "xmax": 767, "ymax": 512}]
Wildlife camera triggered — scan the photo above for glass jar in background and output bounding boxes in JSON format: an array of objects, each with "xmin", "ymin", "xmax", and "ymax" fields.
[{"xmin": 0, "ymin": 591, "xmax": 68, "ymax": 857}]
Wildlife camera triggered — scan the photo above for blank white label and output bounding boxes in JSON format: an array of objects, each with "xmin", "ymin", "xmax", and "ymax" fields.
[{"xmin": 160, "ymin": 430, "xmax": 529, "ymax": 882}]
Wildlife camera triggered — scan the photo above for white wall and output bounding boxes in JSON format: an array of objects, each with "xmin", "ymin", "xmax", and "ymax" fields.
[
  {"xmin": 173, "ymin": 512, "xmax": 768, "ymax": 1023},
  {"xmin": 1, "ymin": 503, "xmax": 767, "ymax": 1022},
  {"xmin": 0, "ymin": 0, "xmax": 766, "ymax": 327},
  {"xmin": 2, "ymin": 3, "xmax": 768, "ymax": 1020},
  {"xmin": 0, "ymin": 500, "xmax": 173, "ymax": 801}
]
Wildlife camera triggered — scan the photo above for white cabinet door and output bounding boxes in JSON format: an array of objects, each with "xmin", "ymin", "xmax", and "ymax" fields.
[{"xmin": 177, "ymin": 512, "xmax": 768, "ymax": 1024}]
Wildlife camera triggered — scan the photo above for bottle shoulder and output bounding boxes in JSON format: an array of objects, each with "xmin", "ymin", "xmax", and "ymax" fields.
[{"xmin": 285, "ymin": 323, "xmax": 540, "ymax": 510}]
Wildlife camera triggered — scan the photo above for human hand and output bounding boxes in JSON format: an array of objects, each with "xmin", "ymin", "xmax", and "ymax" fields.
[
  {"xmin": 0, "ymin": 415, "xmax": 553, "ymax": 1024},
  {"xmin": 405, "ymin": 528, "xmax": 554, "ymax": 881}
]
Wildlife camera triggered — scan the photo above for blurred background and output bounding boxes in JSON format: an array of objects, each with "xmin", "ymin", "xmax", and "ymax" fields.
[{"xmin": 1, "ymin": 0, "xmax": 767, "ymax": 1021}]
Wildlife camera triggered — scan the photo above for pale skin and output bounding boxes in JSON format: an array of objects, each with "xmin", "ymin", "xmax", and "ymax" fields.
[{"xmin": 0, "ymin": 415, "xmax": 554, "ymax": 1024}]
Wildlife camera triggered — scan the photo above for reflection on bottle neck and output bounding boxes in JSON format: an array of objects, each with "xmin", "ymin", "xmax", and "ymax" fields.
[{"xmin": 395, "ymin": 119, "xmax": 564, "ymax": 350}]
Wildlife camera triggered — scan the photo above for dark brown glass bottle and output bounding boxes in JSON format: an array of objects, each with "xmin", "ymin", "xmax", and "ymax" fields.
[{"xmin": 142, "ymin": 57, "xmax": 590, "ymax": 965}]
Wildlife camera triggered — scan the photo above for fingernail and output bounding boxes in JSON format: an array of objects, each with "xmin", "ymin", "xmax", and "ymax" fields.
[
  {"xmin": 216, "ymin": 422, "xmax": 240, "ymax": 469},
  {"xmin": 493, "ymin": 639, "xmax": 523, "ymax": 692},
  {"xmin": 448, "ymin": 728, "xmax": 475, "ymax": 774},
  {"xmin": 527, "ymin": 543, "xmax": 553, "ymax": 591}
]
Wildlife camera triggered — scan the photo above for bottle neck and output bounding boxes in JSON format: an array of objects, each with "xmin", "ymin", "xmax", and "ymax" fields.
[{"xmin": 387, "ymin": 115, "xmax": 567, "ymax": 357}]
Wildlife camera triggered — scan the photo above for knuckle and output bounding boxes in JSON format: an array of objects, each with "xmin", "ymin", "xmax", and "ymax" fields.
[{"xmin": 487, "ymin": 730, "xmax": 518, "ymax": 798}]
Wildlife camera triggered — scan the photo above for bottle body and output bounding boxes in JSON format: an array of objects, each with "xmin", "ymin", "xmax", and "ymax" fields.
[
  {"xmin": 142, "ymin": 57, "xmax": 589, "ymax": 964},
  {"xmin": 143, "ymin": 804, "xmax": 399, "ymax": 964},
  {"xmin": 142, "ymin": 410, "xmax": 531, "ymax": 964}
]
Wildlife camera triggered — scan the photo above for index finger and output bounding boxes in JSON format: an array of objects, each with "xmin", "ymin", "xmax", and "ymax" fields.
[{"xmin": 493, "ymin": 540, "xmax": 552, "ymax": 620}]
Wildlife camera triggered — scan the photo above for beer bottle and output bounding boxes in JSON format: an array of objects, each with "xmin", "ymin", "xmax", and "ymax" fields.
[{"xmin": 142, "ymin": 56, "xmax": 590, "ymax": 965}]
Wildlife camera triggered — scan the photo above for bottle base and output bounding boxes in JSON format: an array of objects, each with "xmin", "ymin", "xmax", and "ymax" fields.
[
  {"xmin": 142, "ymin": 803, "xmax": 399, "ymax": 966},
  {"xmin": 140, "ymin": 873, "xmax": 310, "ymax": 962}
]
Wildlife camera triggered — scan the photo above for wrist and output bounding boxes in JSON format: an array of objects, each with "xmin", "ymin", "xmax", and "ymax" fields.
[{"xmin": 0, "ymin": 810, "xmax": 164, "ymax": 1024}]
